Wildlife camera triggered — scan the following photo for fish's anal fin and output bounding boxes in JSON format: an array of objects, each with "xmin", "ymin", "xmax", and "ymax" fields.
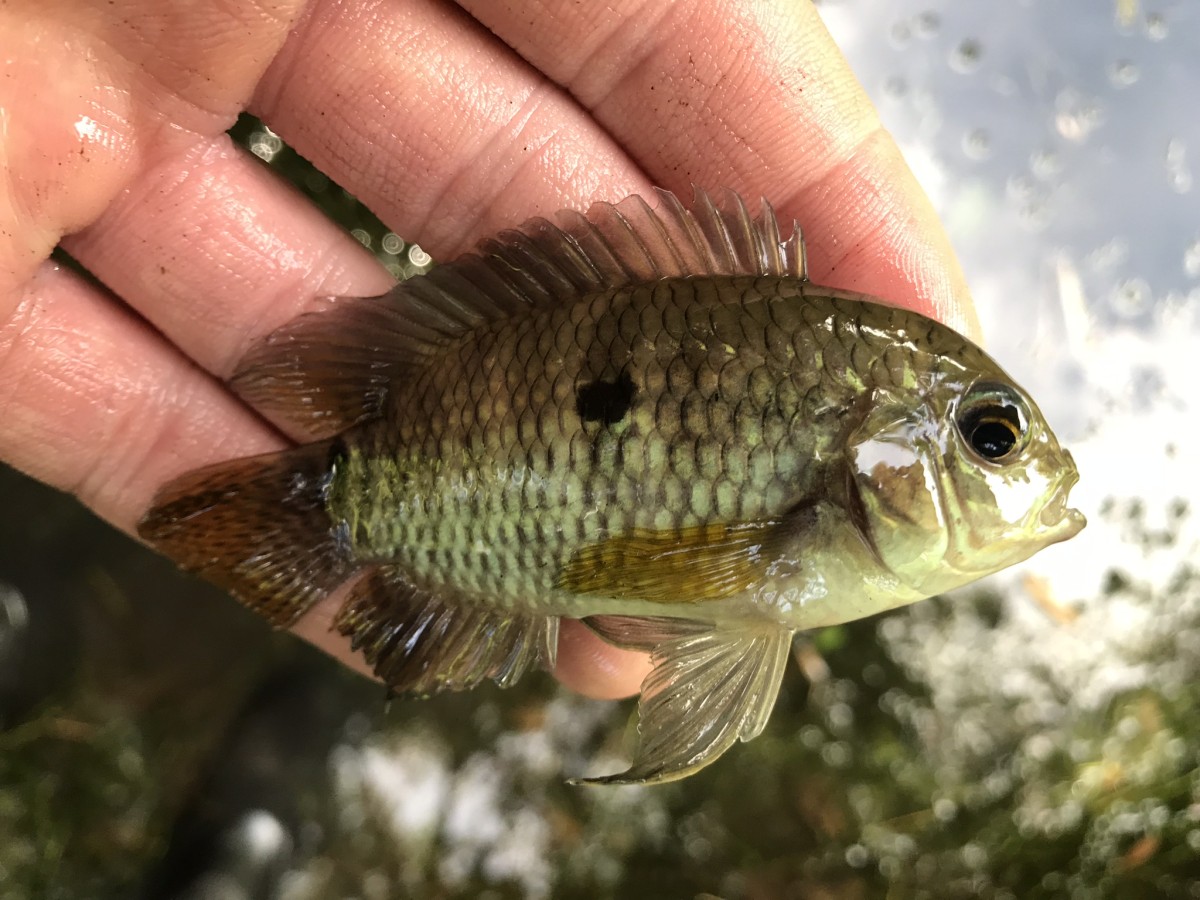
[
  {"xmin": 335, "ymin": 568, "xmax": 559, "ymax": 695},
  {"xmin": 571, "ymin": 617, "xmax": 793, "ymax": 785},
  {"xmin": 137, "ymin": 441, "xmax": 350, "ymax": 627},
  {"xmin": 231, "ymin": 188, "xmax": 805, "ymax": 440},
  {"xmin": 558, "ymin": 518, "xmax": 792, "ymax": 604}
]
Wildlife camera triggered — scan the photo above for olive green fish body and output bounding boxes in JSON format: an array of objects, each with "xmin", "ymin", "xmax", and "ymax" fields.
[
  {"xmin": 140, "ymin": 189, "xmax": 1084, "ymax": 784},
  {"xmin": 329, "ymin": 275, "xmax": 1001, "ymax": 627},
  {"xmin": 335, "ymin": 278, "xmax": 828, "ymax": 610}
]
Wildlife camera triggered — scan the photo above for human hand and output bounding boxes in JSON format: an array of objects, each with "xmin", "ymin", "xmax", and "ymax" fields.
[{"xmin": 1, "ymin": 0, "xmax": 976, "ymax": 699}]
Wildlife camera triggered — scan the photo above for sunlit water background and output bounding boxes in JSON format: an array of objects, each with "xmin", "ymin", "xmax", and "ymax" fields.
[{"xmin": 1, "ymin": 1, "xmax": 1198, "ymax": 898}]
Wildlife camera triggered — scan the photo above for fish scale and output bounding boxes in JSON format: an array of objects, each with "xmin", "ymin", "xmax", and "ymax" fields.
[
  {"xmin": 139, "ymin": 188, "xmax": 1083, "ymax": 784},
  {"xmin": 327, "ymin": 277, "xmax": 863, "ymax": 609}
]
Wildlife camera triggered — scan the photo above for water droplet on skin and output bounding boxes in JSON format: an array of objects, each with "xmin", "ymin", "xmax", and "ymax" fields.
[
  {"xmin": 1145, "ymin": 12, "xmax": 1168, "ymax": 40},
  {"xmin": 1111, "ymin": 278, "xmax": 1152, "ymax": 317},
  {"xmin": 913, "ymin": 11, "xmax": 940, "ymax": 39},
  {"xmin": 950, "ymin": 39, "xmax": 984, "ymax": 74},
  {"xmin": 962, "ymin": 128, "xmax": 991, "ymax": 160},
  {"xmin": 1107, "ymin": 59, "xmax": 1140, "ymax": 87},
  {"xmin": 1183, "ymin": 240, "xmax": 1200, "ymax": 278}
]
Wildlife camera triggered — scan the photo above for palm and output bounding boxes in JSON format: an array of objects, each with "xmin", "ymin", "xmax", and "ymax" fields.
[{"xmin": 0, "ymin": 0, "xmax": 974, "ymax": 698}]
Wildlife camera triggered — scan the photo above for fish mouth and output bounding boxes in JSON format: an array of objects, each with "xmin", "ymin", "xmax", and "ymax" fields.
[{"xmin": 1038, "ymin": 467, "xmax": 1085, "ymax": 542}]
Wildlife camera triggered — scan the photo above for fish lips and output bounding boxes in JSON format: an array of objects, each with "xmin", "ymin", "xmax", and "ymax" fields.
[{"xmin": 1038, "ymin": 463, "xmax": 1086, "ymax": 542}]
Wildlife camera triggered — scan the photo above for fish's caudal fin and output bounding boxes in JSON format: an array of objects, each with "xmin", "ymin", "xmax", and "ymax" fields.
[
  {"xmin": 574, "ymin": 616, "xmax": 793, "ymax": 785},
  {"xmin": 138, "ymin": 442, "xmax": 351, "ymax": 627},
  {"xmin": 335, "ymin": 567, "xmax": 559, "ymax": 696}
]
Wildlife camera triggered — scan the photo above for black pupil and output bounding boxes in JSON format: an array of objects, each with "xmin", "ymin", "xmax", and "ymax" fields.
[{"xmin": 970, "ymin": 416, "xmax": 1018, "ymax": 459}]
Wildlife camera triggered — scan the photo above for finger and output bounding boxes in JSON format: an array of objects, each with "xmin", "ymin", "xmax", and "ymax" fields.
[
  {"xmin": 0, "ymin": 264, "xmax": 281, "ymax": 530},
  {"xmin": 0, "ymin": 0, "xmax": 307, "ymax": 295},
  {"xmin": 63, "ymin": 135, "xmax": 395, "ymax": 381},
  {"xmin": 65, "ymin": 0, "xmax": 649, "ymax": 389},
  {"xmin": 460, "ymin": 0, "xmax": 979, "ymax": 336},
  {"xmin": 250, "ymin": 0, "xmax": 652, "ymax": 256},
  {"xmin": 553, "ymin": 620, "xmax": 651, "ymax": 700}
]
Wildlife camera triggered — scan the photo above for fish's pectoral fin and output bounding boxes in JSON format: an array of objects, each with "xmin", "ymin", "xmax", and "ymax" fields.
[
  {"xmin": 571, "ymin": 620, "xmax": 792, "ymax": 785},
  {"xmin": 335, "ymin": 568, "xmax": 559, "ymax": 696},
  {"xmin": 559, "ymin": 514, "xmax": 804, "ymax": 604}
]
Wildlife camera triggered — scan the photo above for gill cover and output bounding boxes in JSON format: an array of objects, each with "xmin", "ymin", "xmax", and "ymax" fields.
[{"xmin": 848, "ymin": 402, "xmax": 951, "ymax": 590}]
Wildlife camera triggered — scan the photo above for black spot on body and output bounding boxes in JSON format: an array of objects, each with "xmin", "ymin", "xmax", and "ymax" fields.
[{"xmin": 576, "ymin": 371, "xmax": 636, "ymax": 426}]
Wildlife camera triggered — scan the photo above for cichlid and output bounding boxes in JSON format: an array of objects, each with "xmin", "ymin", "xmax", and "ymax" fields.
[{"xmin": 140, "ymin": 188, "xmax": 1084, "ymax": 784}]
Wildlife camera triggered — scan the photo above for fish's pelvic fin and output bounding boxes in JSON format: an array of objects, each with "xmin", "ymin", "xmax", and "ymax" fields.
[
  {"xmin": 231, "ymin": 188, "xmax": 804, "ymax": 441},
  {"xmin": 559, "ymin": 519, "xmax": 789, "ymax": 603},
  {"xmin": 138, "ymin": 441, "xmax": 350, "ymax": 627},
  {"xmin": 571, "ymin": 618, "xmax": 793, "ymax": 785},
  {"xmin": 335, "ymin": 567, "xmax": 559, "ymax": 696}
]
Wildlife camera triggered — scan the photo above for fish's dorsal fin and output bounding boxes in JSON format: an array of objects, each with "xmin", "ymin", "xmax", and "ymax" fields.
[
  {"xmin": 335, "ymin": 567, "xmax": 559, "ymax": 695},
  {"xmin": 231, "ymin": 187, "xmax": 806, "ymax": 440},
  {"xmin": 573, "ymin": 617, "xmax": 793, "ymax": 785},
  {"xmin": 552, "ymin": 187, "xmax": 807, "ymax": 283}
]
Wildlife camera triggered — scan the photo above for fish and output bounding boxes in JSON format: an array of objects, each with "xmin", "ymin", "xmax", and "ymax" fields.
[{"xmin": 138, "ymin": 188, "xmax": 1085, "ymax": 785}]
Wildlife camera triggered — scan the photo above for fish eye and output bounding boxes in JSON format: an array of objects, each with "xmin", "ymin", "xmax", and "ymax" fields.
[{"xmin": 956, "ymin": 383, "xmax": 1030, "ymax": 464}]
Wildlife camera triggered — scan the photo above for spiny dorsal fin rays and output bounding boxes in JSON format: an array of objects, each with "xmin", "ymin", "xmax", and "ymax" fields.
[{"xmin": 229, "ymin": 187, "xmax": 807, "ymax": 440}]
